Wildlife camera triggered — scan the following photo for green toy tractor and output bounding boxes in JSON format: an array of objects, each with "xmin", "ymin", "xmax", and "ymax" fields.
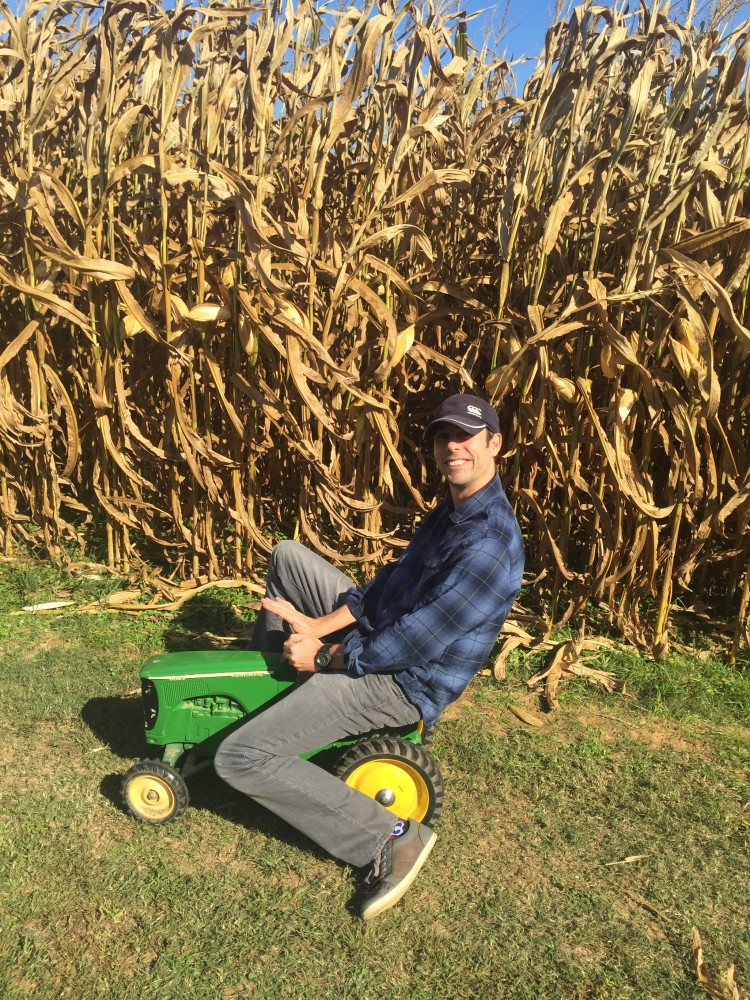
[{"xmin": 122, "ymin": 650, "xmax": 444, "ymax": 827}]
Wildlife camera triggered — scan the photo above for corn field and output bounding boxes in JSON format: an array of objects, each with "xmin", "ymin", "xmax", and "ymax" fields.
[{"xmin": 0, "ymin": 0, "xmax": 748, "ymax": 658}]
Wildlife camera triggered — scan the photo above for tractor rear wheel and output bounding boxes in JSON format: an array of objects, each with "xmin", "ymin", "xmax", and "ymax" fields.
[
  {"xmin": 122, "ymin": 759, "xmax": 189, "ymax": 824},
  {"xmin": 334, "ymin": 737, "xmax": 444, "ymax": 827}
]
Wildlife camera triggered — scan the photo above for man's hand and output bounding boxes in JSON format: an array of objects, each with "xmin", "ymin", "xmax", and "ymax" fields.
[
  {"xmin": 261, "ymin": 596, "xmax": 316, "ymax": 635},
  {"xmin": 261, "ymin": 595, "xmax": 357, "ymax": 640},
  {"xmin": 283, "ymin": 633, "xmax": 346, "ymax": 674},
  {"xmin": 261, "ymin": 594, "xmax": 350, "ymax": 672},
  {"xmin": 283, "ymin": 632, "xmax": 323, "ymax": 673}
]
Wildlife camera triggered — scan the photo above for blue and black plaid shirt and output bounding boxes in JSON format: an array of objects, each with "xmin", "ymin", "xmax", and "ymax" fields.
[{"xmin": 342, "ymin": 475, "xmax": 524, "ymax": 727}]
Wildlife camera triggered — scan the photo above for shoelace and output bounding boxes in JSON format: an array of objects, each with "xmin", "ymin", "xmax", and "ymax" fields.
[{"xmin": 364, "ymin": 840, "xmax": 393, "ymax": 887}]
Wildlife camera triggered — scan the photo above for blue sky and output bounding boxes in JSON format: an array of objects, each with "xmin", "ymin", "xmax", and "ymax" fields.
[
  {"xmin": 460, "ymin": 0, "xmax": 558, "ymax": 89},
  {"xmin": 466, "ymin": 0, "xmax": 554, "ymax": 59},
  {"xmin": 460, "ymin": 0, "xmax": 750, "ymax": 90}
]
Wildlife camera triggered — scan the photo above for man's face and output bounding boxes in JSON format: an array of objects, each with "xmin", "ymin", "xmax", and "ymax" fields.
[{"xmin": 431, "ymin": 424, "xmax": 502, "ymax": 502}]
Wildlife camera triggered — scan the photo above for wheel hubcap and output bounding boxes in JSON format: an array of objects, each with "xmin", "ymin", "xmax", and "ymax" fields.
[
  {"xmin": 127, "ymin": 774, "xmax": 176, "ymax": 822},
  {"xmin": 375, "ymin": 788, "xmax": 396, "ymax": 807},
  {"xmin": 344, "ymin": 759, "xmax": 430, "ymax": 821}
]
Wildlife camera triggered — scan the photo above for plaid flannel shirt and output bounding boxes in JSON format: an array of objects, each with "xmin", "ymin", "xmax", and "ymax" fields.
[{"xmin": 342, "ymin": 475, "xmax": 524, "ymax": 727}]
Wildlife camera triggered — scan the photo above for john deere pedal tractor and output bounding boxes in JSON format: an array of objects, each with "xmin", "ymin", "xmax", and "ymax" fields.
[{"xmin": 122, "ymin": 650, "xmax": 444, "ymax": 827}]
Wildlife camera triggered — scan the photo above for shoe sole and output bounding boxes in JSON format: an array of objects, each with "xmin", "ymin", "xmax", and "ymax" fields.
[{"xmin": 361, "ymin": 830, "xmax": 437, "ymax": 920}]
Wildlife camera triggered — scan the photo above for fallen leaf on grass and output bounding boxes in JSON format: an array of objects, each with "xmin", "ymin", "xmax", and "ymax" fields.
[
  {"xmin": 77, "ymin": 578, "xmax": 265, "ymax": 613},
  {"xmin": 671, "ymin": 642, "xmax": 713, "ymax": 660},
  {"xmin": 604, "ymin": 854, "xmax": 651, "ymax": 866},
  {"xmin": 192, "ymin": 630, "xmax": 253, "ymax": 647},
  {"xmin": 480, "ymin": 615, "xmax": 628, "ymax": 714},
  {"xmin": 67, "ymin": 561, "xmax": 118, "ymax": 574},
  {"xmin": 691, "ymin": 927, "xmax": 741, "ymax": 1000},
  {"xmin": 19, "ymin": 601, "xmax": 75, "ymax": 612},
  {"xmin": 508, "ymin": 705, "xmax": 547, "ymax": 727},
  {"xmin": 492, "ymin": 636, "xmax": 526, "ymax": 680},
  {"xmin": 528, "ymin": 649, "xmax": 626, "ymax": 702},
  {"xmin": 545, "ymin": 639, "xmax": 581, "ymax": 709},
  {"xmin": 104, "ymin": 590, "xmax": 144, "ymax": 606},
  {"xmin": 500, "ymin": 619, "xmax": 535, "ymax": 642},
  {"xmin": 566, "ymin": 663, "xmax": 627, "ymax": 694}
]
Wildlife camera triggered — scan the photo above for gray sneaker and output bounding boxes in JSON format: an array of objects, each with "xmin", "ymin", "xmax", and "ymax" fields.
[{"xmin": 360, "ymin": 821, "xmax": 437, "ymax": 920}]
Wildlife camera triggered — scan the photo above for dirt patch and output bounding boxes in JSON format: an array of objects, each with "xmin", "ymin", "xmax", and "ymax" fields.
[
  {"xmin": 13, "ymin": 632, "xmax": 72, "ymax": 663},
  {"xmin": 440, "ymin": 687, "xmax": 482, "ymax": 723},
  {"xmin": 570, "ymin": 707, "xmax": 695, "ymax": 752},
  {"xmin": 448, "ymin": 680, "xmax": 750, "ymax": 754},
  {"xmin": 570, "ymin": 706, "xmax": 750, "ymax": 758},
  {"xmin": 0, "ymin": 720, "xmax": 101, "ymax": 795},
  {"xmin": 441, "ymin": 684, "xmax": 550, "ymax": 734}
]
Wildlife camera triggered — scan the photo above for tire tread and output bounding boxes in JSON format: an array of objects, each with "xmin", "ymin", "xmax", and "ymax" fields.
[
  {"xmin": 122, "ymin": 758, "xmax": 190, "ymax": 824},
  {"xmin": 334, "ymin": 737, "xmax": 444, "ymax": 826}
]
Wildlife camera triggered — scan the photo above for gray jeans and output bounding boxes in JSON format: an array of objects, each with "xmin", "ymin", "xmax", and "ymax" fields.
[{"xmin": 214, "ymin": 541, "xmax": 421, "ymax": 868}]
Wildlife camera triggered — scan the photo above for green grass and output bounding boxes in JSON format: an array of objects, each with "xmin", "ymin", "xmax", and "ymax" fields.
[
  {"xmin": 0, "ymin": 557, "xmax": 748, "ymax": 999},
  {"xmin": 600, "ymin": 649, "xmax": 750, "ymax": 724},
  {"xmin": 504, "ymin": 643, "xmax": 750, "ymax": 728}
]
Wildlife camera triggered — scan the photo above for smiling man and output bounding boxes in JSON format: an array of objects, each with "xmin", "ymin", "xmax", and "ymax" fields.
[{"xmin": 214, "ymin": 394, "xmax": 524, "ymax": 919}]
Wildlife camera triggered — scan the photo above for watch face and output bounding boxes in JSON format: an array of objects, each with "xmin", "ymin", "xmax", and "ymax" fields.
[{"xmin": 315, "ymin": 646, "xmax": 332, "ymax": 670}]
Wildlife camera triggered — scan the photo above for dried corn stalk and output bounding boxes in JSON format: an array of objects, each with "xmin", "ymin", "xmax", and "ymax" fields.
[{"xmin": 0, "ymin": 1, "xmax": 748, "ymax": 658}]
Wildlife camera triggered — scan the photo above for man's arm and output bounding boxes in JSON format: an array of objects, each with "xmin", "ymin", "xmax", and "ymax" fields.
[
  {"xmin": 260, "ymin": 557, "xmax": 404, "ymax": 672},
  {"xmin": 259, "ymin": 597, "xmax": 354, "ymax": 673},
  {"xmin": 344, "ymin": 539, "xmax": 521, "ymax": 678},
  {"xmin": 259, "ymin": 596, "xmax": 355, "ymax": 639},
  {"xmin": 263, "ymin": 528, "xmax": 522, "ymax": 677}
]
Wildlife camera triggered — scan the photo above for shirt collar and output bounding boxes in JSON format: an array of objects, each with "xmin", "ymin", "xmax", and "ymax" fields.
[{"xmin": 446, "ymin": 474, "xmax": 502, "ymax": 524}]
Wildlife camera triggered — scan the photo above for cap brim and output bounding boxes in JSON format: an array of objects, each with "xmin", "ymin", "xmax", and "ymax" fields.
[{"xmin": 423, "ymin": 417, "xmax": 488, "ymax": 441}]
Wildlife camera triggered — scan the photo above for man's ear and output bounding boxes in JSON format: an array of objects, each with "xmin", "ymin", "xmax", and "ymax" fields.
[{"xmin": 490, "ymin": 432, "xmax": 502, "ymax": 457}]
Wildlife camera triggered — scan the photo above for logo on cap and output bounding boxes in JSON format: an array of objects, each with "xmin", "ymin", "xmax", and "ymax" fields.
[{"xmin": 467, "ymin": 405, "xmax": 482, "ymax": 418}]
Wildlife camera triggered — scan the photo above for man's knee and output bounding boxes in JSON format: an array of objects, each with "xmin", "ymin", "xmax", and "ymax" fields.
[
  {"xmin": 214, "ymin": 737, "xmax": 272, "ymax": 786},
  {"xmin": 268, "ymin": 539, "xmax": 307, "ymax": 577}
]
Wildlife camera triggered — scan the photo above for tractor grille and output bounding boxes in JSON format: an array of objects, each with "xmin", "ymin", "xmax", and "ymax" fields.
[{"xmin": 142, "ymin": 679, "xmax": 159, "ymax": 731}]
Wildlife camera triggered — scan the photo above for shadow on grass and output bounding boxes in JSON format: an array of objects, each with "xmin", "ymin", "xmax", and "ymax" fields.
[
  {"xmin": 81, "ymin": 694, "xmax": 146, "ymax": 816},
  {"xmin": 82, "ymin": 695, "xmax": 144, "ymax": 759},
  {"xmin": 97, "ymin": 753, "xmax": 345, "ymax": 872},
  {"xmin": 80, "ymin": 692, "xmax": 352, "ymax": 868},
  {"xmin": 162, "ymin": 591, "xmax": 256, "ymax": 653}
]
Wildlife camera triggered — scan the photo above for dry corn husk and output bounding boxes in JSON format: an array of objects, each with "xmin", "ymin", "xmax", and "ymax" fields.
[{"xmin": 0, "ymin": 1, "xmax": 747, "ymax": 661}]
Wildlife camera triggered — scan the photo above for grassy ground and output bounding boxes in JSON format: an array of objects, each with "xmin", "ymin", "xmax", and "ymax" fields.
[{"xmin": 0, "ymin": 560, "xmax": 748, "ymax": 1000}]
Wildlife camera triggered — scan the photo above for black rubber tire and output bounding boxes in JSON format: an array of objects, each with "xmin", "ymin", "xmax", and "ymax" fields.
[
  {"xmin": 122, "ymin": 759, "xmax": 189, "ymax": 824},
  {"xmin": 334, "ymin": 737, "xmax": 444, "ymax": 827}
]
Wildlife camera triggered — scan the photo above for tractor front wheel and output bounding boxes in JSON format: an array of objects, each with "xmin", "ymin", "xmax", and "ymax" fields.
[
  {"xmin": 334, "ymin": 737, "xmax": 444, "ymax": 827},
  {"xmin": 122, "ymin": 759, "xmax": 189, "ymax": 824}
]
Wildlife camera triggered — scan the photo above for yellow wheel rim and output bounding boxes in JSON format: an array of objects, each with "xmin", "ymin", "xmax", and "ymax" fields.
[
  {"xmin": 126, "ymin": 773, "xmax": 177, "ymax": 822},
  {"xmin": 344, "ymin": 759, "xmax": 431, "ymax": 822}
]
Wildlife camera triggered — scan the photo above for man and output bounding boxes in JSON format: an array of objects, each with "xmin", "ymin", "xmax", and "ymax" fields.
[{"xmin": 214, "ymin": 394, "xmax": 524, "ymax": 919}]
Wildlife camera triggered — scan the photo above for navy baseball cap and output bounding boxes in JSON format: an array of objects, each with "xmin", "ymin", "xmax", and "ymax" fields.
[{"xmin": 424, "ymin": 394, "xmax": 500, "ymax": 441}]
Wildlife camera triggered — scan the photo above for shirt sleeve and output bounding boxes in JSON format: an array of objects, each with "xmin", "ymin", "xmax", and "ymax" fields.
[
  {"xmin": 342, "ymin": 561, "xmax": 399, "ymax": 621},
  {"xmin": 342, "ymin": 538, "xmax": 516, "ymax": 676}
]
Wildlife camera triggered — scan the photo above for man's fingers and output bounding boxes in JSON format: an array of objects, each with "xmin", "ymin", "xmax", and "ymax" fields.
[
  {"xmin": 282, "ymin": 632, "xmax": 319, "ymax": 673},
  {"xmin": 271, "ymin": 598, "xmax": 296, "ymax": 612},
  {"xmin": 262, "ymin": 597, "xmax": 296, "ymax": 612},
  {"xmin": 262, "ymin": 596, "xmax": 316, "ymax": 635},
  {"xmin": 262, "ymin": 597, "xmax": 301, "ymax": 626}
]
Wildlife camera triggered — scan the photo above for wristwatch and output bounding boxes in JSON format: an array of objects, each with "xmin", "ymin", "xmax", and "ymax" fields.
[{"xmin": 313, "ymin": 643, "xmax": 333, "ymax": 672}]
